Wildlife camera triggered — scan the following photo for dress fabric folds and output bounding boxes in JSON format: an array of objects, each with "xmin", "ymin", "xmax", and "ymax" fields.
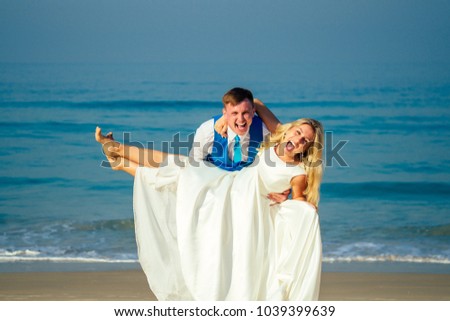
[{"xmin": 133, "ymin": 147, "xmax": 322, "ymax": 301}]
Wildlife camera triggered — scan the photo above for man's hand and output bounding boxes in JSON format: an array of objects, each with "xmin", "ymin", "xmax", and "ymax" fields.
[
  {"xmin": 213, "ymin": 115, "xmax": 228, "ymax": 138},
  {"xmin": 267, "ymin": 189, "xmax": 291, "ymax": 204}
]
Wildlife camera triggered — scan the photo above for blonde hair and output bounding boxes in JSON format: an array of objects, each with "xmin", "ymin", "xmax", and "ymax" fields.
[{"xmin": 260, "ymin": 118, "xmax": 324, "ymax": 207}]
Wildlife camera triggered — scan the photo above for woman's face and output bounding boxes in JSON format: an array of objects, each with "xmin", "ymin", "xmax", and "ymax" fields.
[{"xmin": 280, "ymin": 123, "xmax": 315, "ymax": 156}]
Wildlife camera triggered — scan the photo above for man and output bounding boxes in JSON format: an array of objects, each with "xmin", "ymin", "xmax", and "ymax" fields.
[{"xmin": 190, "ymin": 87, "xmax": 272, "ymax": 171}]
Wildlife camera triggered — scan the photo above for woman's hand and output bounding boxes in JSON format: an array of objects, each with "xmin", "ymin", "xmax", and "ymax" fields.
[
  {"xmin": 267, "ymin": 189, "xmax": 291, "ymax": 204},
  {"xmin": 214, "ymin": 115, "xmax": 228, "ymax": 138}
]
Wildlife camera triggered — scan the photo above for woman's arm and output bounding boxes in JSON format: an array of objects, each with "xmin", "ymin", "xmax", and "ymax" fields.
[
  {"xmin": 290, "ymin": 174, "xmax": 307, "ymax": 202},
  {"xmin": 290, "ymin": 174, "xmax": 318, "ymax": 210},
  {"xmin": 254, "ymin": 98, "xmax": 281, "ymax": 134}
]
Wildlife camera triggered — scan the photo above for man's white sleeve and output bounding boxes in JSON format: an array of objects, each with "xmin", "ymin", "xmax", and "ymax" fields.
[{"xmin": 189, "ymin": 119, "xmax": 214, "ymax": 162}]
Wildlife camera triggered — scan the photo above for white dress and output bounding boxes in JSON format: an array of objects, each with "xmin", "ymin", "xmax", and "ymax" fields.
[{"xmin": 133, "ymin": 147, "xmax": 322, "ymax": 301}]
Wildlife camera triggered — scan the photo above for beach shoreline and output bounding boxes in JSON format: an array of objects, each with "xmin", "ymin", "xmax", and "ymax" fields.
[{"xmin": 1, "ymin": 268, "xmax": 449, "ymax": 301}]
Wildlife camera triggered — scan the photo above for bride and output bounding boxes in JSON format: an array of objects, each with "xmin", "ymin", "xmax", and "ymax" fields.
[{"xmin": 95, "ymin": 117, "xmax": 324, "ymax": 301}]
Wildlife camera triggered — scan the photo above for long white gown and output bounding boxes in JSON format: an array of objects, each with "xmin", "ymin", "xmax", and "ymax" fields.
[{"xmin": 133, "ymin": 147, "xmax": 322, "ymax": 301}]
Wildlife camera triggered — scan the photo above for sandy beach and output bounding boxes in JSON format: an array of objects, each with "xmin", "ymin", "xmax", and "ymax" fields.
[{"xmin": 1, "ymin": 269, "xmax": 449, "ymax": 301}]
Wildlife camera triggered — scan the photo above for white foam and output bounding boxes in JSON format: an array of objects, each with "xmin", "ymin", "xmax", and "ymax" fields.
[
  {"xmin": 1, "ymin": 252, "xmax": 449, "ymax": 265},
  {"xmin": 0, "ymin": 248, "xmax": 137, "ymax": 263},
  {"xmin": 0, "ymin": 249, "xmax": 41, "ymax": 257},
  {"xmin": 323, "ymin": 255, "xmax": 450, "ymax": 264},
  {"xmin": 0, "ymin": 255, "xmax": 137, "ymax": 264}
]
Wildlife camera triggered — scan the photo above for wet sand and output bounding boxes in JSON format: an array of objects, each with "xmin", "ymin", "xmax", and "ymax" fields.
[{"xmin": 1, "ymin": 269, "xmax": 450, "ymax": 301}]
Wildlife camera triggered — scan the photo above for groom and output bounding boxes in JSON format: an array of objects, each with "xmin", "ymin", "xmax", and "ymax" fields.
[{"xmin": 190, "ymin": 87, "xmax": 270, "ymax": 171}]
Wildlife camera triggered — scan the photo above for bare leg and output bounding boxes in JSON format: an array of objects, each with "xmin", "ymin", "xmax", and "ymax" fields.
[
  {"xmin": 120, "ymin": 144, "xmax": 169, "ymax": 168},
  {"xmin": 105, "ymin": 155, "xmax": 139, "ymax": 177},
  {"xmin": 95, "ymin": 126, "xmax": 171, "ymax": 168}
]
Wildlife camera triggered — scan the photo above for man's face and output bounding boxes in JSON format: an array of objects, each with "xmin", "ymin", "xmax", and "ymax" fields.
[{"xmin": 223, "ymin": 98, "xmax": 255, "ymax": 136}]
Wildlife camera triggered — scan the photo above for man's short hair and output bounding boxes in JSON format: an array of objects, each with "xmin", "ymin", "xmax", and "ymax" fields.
[{"xmin": 222, "ymin": 87, "xmax": 254, "ymax": 107}]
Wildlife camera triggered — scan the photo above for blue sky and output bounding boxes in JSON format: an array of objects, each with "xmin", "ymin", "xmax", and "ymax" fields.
[{"xmin": 1, "ymin": 0, "xmax": 449, "ymax": 63}]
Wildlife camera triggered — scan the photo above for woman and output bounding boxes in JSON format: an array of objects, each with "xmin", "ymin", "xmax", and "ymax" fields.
[{"xmin": 95, "ymin": 118, "xmax": 324, "ymax": 301}]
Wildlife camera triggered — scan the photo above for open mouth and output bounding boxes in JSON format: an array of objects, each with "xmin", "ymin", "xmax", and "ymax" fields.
[
  {"xmin": 286, "ymin": 141, "xmax": 296, "ymax": 152},
  {"xmin": 235, "ymin": 122, "xmax": 247, "ymax": 131}
]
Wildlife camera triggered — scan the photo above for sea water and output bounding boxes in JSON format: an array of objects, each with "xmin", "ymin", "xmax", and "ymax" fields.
[{"xmin": 0, "ymin": 62, "xmax": 449, "ymax": 273}]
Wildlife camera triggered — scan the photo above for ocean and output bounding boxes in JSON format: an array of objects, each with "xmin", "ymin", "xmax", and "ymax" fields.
[{"xmin": 0, "ymin": 62, "xmax": 449, "ymax": 273}]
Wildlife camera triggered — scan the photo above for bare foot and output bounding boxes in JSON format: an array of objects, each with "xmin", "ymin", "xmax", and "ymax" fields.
[
  {"xmin": 95, "ymin": 126, "xmax": 121, "ymax": 157},
  {"xmin": 95, "ymin": 126, "xmax": 115, "ymax": 144}
]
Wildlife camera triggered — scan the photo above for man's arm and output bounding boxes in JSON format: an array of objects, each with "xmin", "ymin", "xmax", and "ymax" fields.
[
  {"xmin": 254, "ymin": 98, "xmax": 281, "ymax": 134},
  {"xmin": 189, "ymin": 119, "xmax": 214, "ymax": 162}
]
